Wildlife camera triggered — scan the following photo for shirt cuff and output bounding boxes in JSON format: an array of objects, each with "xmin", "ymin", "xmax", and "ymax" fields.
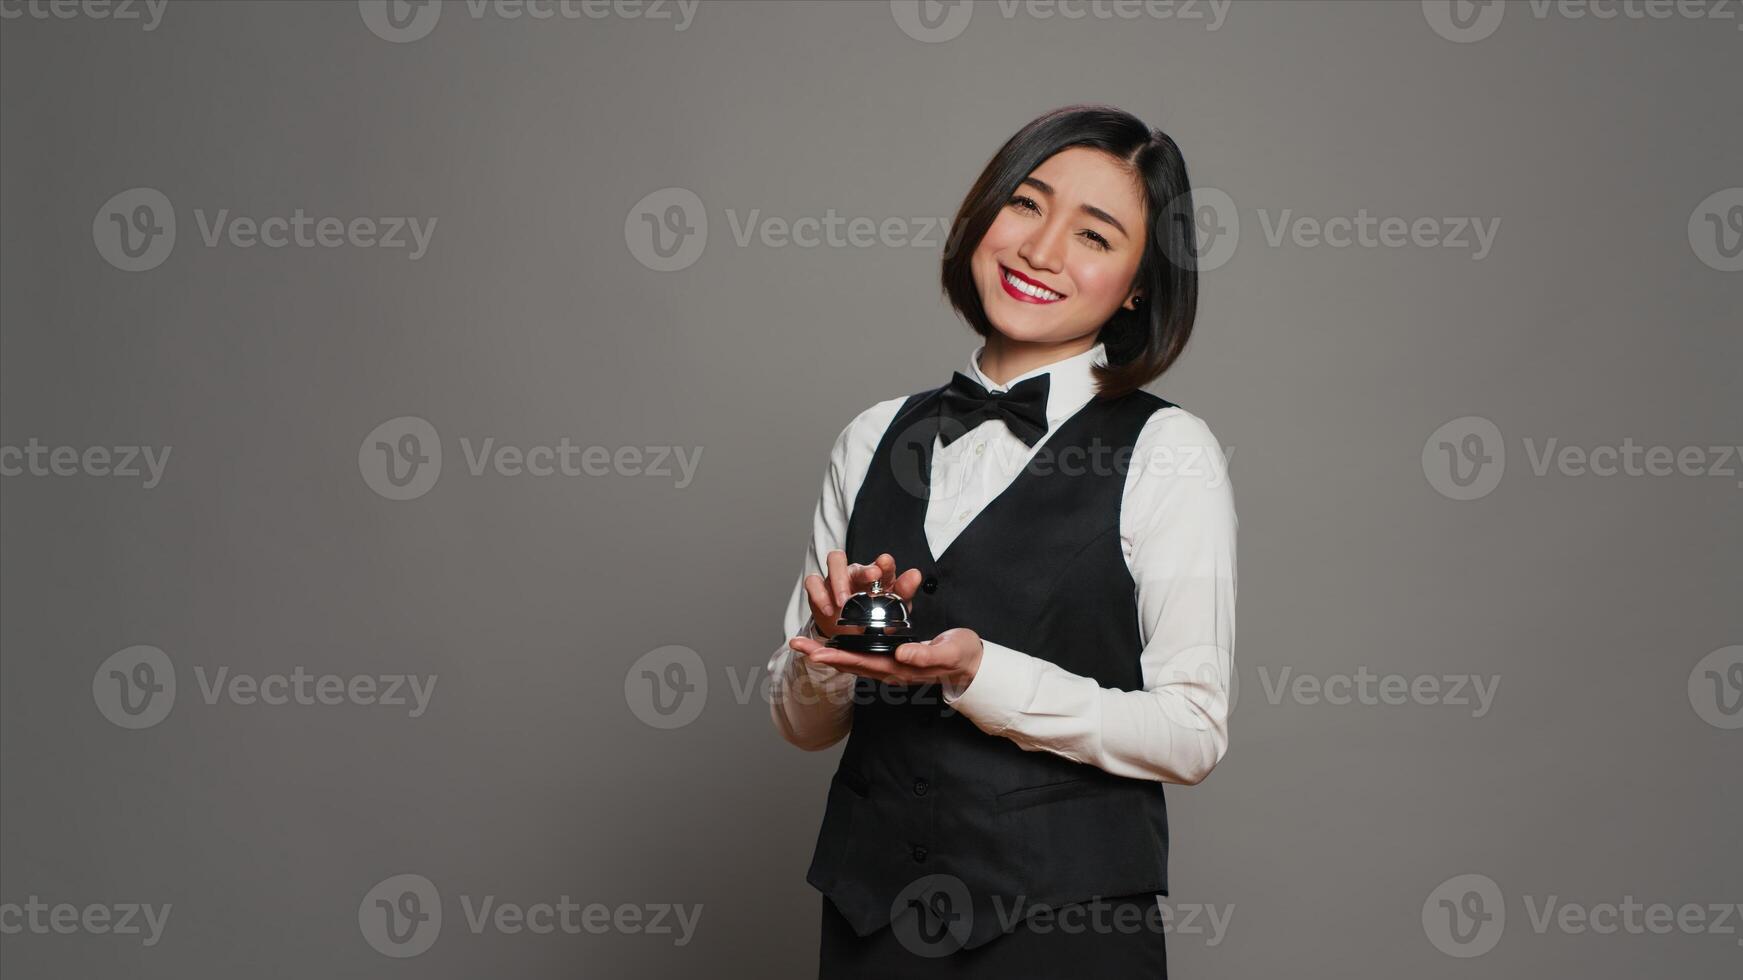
[{"xmin": 941, "ymin": 639, "xmax": 1036, "ymax": 733}]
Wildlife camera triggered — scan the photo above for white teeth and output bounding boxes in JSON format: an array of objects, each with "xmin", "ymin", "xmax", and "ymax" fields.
[{"xmin": 1004, "ymin": 269, "xmax": 1062, "ymax": 301}]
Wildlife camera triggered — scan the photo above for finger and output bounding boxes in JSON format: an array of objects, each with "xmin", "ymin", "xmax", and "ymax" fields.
[
  {"xmin": 805, "ymin": 647, "xmax": 896, "ymax": 680},
  {"xmin": 803, "ymin": 573, "xmax": 835, "ymax": 622},
  {"xmin": 893, "ymin": 636, "xmax": 950, "ymax": 669},
  {"xmin": 890, "ymin": 567, "xmax": 925, "ymax": 603},
  {"xmin": 851, "ymin": 560, "xmax": 884, "ymax": 591},
  {"xmin": 871, "ymin": 553, "xmax": 898, "ymax": 589},
  {"xmin": 826, "ymin": 551, "xmax": 850, "ymax": 606}
]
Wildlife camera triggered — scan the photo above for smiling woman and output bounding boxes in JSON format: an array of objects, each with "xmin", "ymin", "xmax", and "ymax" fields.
[{"xmin": 768, "ymin": 104, "xmax": 1236, "ymax": 979}]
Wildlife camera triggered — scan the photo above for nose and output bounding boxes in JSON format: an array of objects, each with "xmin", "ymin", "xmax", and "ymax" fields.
[{"xmin": 1016, "ymin": 214, "xmax": 1068, "ymax": 275}]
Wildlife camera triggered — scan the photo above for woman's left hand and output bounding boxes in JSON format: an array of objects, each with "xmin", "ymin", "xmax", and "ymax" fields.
[{"xmin": 789, "ymin": 627, "xmax": 984, "ymax": 690}]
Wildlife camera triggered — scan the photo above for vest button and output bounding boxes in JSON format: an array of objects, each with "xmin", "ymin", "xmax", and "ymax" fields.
[
  {"xmin": 912, "ymin": 778, "xmax": 930, "ymax": 796},
  {"xmin": 912, "ymin": 845, "xmax": 929, "ymax": 862},
  {"xmin": 921, "ymin": 576, "xmax": 939, "ymax": 594}
]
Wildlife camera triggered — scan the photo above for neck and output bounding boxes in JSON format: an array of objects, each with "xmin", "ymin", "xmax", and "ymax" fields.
[{"xmin": 979, "ymin": 331, "xmax": 1097, "ymax": 387}]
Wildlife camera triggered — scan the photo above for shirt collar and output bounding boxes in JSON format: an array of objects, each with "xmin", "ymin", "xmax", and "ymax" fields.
[{"xmin": 967, "ymin": 341, "xmax": 1106, "ymax": 423}]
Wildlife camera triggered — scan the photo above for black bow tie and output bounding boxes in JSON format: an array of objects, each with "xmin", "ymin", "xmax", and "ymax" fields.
[{"xmin": 937, "ymin": 371, "xmax": 1051, "ymax": 448}]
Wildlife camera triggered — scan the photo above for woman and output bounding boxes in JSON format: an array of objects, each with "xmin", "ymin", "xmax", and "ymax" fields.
[{"xmin": 769, "ymin": 104, "xmax": 1236, "ymax": 978}]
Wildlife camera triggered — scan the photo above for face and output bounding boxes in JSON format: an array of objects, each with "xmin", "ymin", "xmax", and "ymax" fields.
[{"xmin": 970, "ymin": 146, "xmax": 1147, "ymax": 346}]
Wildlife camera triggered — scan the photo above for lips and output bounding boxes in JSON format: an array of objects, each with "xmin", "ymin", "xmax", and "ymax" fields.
[{"xmin": 999, "ymin": 264, "xmax": 1065, "ymax": 304}]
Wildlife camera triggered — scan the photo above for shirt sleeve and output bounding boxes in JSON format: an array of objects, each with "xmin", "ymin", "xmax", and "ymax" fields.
[
  {"xmin": 766, "ymin": 401, "xmax": 899, "ymax": 751},
  {"xmin": 940, "ymin": 407, "xmax": 1236, "ymax": 785}
]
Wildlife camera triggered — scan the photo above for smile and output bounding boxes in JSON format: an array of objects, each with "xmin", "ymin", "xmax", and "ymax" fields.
[{"xmin": 1000, "ymin": 264, "xmax": 1065, "ymax": 303}]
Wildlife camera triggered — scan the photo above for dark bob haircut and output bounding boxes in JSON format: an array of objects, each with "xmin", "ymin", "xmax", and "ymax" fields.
[{"xmin": 940, "ymin": 104, "xmax": 1199, "ymax": 400}]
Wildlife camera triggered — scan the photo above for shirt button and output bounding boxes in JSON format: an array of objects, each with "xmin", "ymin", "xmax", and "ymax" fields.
[
  {"xmin": 974, "ymin": 443, "xmax": 986, "ymax": 455},
  {"xmin": 912, "ymin": 845, "xmax": 929, "ymax": 862},
  {"xmin": 921, "ymin": 576, "xmax": 938, "ymax": 594},
  {"xmin": 913, "ymin": 777, "xmax": 930, "ymax": 796},
  {"xmin": 956, "ymin": 510, "xmax": 969, "ymax": 521}
]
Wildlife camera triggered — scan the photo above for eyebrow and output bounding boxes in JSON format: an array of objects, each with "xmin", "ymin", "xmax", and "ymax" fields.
[{"xmin": 1019, "ymin": 176, "xmax": 1129, "ymax": 239}]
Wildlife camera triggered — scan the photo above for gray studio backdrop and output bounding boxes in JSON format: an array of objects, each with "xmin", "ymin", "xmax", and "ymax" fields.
[{"xmin": 2, "ymin": 1, "xmax": 1738, "ymax": 977}]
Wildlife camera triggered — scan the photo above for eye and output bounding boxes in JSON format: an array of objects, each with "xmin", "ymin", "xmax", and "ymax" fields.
[
  {"xmin": 1007, "ymin": 195, "xmax": 1114, "ymax": 251},
  {"xmin": 1080, "ymin": 230, "xmax": 1112, "ymax": 251}
]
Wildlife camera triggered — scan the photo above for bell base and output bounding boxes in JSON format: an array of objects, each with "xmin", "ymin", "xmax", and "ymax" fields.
[{"xmin": 826, "ymin": 631, "xmax": 912, "ymax": 654}]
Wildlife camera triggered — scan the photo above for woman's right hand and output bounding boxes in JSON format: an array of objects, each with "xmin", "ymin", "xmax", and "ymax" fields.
[{"xmin": 803, "ymin": 550, "xmax": 924, "ymax": 639}]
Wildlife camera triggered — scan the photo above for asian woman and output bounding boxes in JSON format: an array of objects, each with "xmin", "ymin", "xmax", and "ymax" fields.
[{"xmin": 769, "ymin": 103, "xmax": 1237, "ymax": 979}]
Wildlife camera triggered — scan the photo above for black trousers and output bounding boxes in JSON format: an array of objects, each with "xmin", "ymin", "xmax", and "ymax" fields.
[{"xmin": 819, "ymin": 891, "xmax": 1169, "ymax": 979}]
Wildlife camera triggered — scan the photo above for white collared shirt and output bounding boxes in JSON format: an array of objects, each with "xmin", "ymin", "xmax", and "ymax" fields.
[{"xmin": 768, "ymin": 341, "xmax": 1236, "ymax": 785}]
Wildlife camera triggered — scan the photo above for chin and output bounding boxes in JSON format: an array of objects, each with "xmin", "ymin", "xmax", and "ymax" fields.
[{"xmin": 983, "ymin": 304, "xmax": 1077, "ymax": 345}]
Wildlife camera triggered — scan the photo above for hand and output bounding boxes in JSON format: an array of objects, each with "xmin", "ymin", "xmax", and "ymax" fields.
[
  {"xmin": 803, "ymin": 550, "xmax": 923, "ymax": 639},
  {"xmin": 790, "ymin": 626, "xmax": 985, "ymax": 691}
]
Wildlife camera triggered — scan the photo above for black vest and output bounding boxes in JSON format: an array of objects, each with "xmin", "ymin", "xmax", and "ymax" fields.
[{"xmin": 805, "ymin": 381, "xmax": 1176, "ymax": 951}]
